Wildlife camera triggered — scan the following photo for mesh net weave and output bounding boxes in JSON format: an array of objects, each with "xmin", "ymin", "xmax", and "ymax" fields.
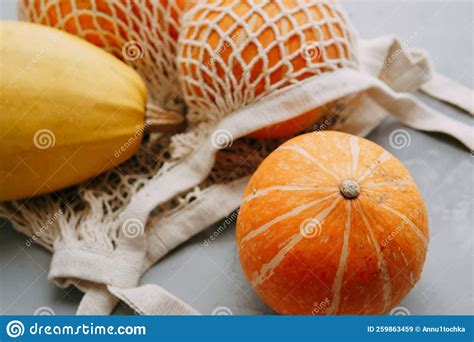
[{"xmin": 179, "ymin": 0, "xmax": 358, "ymax": 126}]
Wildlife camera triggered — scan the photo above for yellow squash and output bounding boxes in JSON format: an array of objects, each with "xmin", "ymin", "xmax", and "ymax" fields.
[{"xmin": 0, "ymin": 21, "xmax": 147, "ymax": 201}]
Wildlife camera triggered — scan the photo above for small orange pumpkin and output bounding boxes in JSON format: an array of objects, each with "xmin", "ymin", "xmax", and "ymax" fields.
[
  {"xmin": 236, "ymin": 131, "xmax": 429, "ymax": 315},
  {"xmin": 179, "ymin": 0, "xmax": 357, "ymax": 138}
]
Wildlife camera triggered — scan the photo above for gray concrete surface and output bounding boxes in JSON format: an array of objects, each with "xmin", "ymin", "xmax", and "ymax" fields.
[{"xmin": 1, "ymin": 0, "xmax": 473, "ymax": 315}]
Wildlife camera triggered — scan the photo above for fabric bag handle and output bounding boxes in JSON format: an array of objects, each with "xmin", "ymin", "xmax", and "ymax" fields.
[
  {"xmin": 108, "ymin": 285, "xmax": 200, "ymax": 315},
  {"xmin": 421, "ymin": 72, "xmax": 473, "ymax": 115}
]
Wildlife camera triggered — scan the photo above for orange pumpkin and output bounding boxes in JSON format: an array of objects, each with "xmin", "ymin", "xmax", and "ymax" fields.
[
  {"xmin": 236, "ymin": 131, "xmax": 429, "ymax": 315},
  {"xmin": 179, "ymin": 0, "xmax": 357, "ymax": 138}
]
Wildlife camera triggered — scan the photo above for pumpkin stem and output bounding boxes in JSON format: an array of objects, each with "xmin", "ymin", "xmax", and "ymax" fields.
[
  {"xmin": 145, "ymin": 103, "xmax": 185, "ymax": 133},
  {"xmin": 339, "ymin": 179, "xmax": 360, "ymax": 199}
]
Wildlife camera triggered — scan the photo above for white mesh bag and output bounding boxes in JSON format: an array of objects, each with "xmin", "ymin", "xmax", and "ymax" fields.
[{"xmin": 2, "ymin": 0, "xmax": 472, "ymax": 315}]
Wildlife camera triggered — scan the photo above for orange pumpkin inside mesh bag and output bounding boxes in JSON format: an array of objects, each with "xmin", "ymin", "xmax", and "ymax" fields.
[{"xmin": 178, "ymin": 0, "xmax": 358, "ymax": 138}]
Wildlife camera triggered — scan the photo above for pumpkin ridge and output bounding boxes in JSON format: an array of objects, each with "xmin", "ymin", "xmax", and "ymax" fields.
[
  {"xmin": 239, "ymin": 192, "xmax": 339, "ymax": 246},
  {"xmin": 355, "ymin": 200, "xmax": 393, "ymax": 311},
  {"xmin": 251, "ymin": 197, "xmax": 341, "ymax": 287},
  {"xmin": 362, "ymin": 179, "xmax": 415, "ymax": 189},
  {"xmin": 349, "ymin": 135, "xmax": 360, "ymax": 178},
  {"xmin": 378, "ymin": 203, "xmax": 429, "ymax": 245},
  {"xmin": 242, "ymin": 185, "xmax": 337, "ymax": 203},
  {"xmin": 357, "ymin": 150, "xmax": 392, "ymax": 183},
  {"xmin": 277, "ymin": 145, "xmax": 340, "ymax": 181},
  {"xmin": 355, "ymin": 245, "xmax": 423, "ymax": 315},
  {"xmin": 326, "ymin": 201, "xmax": 352, "ymax": 314}
]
